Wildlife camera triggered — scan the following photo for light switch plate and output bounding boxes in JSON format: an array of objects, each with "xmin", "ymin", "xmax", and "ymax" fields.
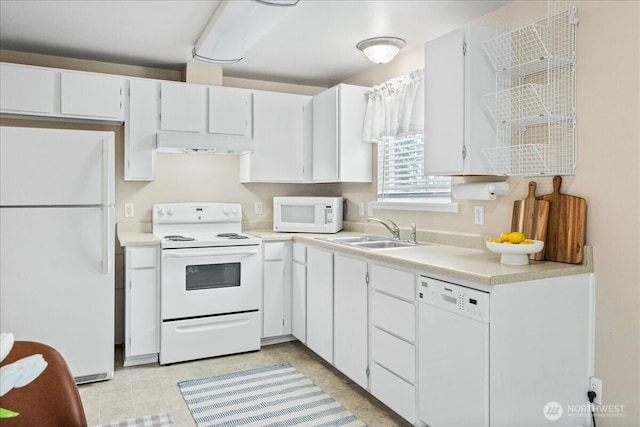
[
  {"xmin": 255, "ymin": 201, "xmax": 263, "ymax": 215},
  {"xmin": 474, "ymin": 205, "xmax": 484, "ymax": 225},
  {"xmin": 124, "ymin": 203, "xmax": 134, "ymax": 218}
]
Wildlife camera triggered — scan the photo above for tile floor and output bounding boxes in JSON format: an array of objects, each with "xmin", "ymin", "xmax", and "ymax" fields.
[{"xmin": 78, "ymin": 341, "xmax": 412, "ymax": 427}]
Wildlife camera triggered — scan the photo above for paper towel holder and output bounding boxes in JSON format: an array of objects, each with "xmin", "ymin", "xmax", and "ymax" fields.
[{"xmin": 451, "ymin": 181, "xmax": 509, "ymax": 201}]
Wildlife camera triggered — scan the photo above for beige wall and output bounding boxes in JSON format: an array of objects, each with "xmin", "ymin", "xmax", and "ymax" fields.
[{"xmin": 1, "ymin": 0, "xmax": 638, "ymax": 423}]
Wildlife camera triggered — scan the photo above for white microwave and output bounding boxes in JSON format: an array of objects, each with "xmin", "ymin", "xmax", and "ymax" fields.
[{"xmin": 273, "ymin": 197, "xmax": 343, "ymax": 233}]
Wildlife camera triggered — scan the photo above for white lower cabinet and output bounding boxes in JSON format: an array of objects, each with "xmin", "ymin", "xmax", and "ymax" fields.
[
  {"xmin": 369, "ymin": 263, "xmax": 417, "ymax": 424},
  {"xmin": 333, "ymin": 253, "xmax": 368, "ymax": 389},
  {"xmin": 124, "ymin": 245, "xmax": 160, "ymax": 366},
  {"xmin": 262, "ymin": 241, "xmax": 292, "ymax": 339},
  {"xmin": 305, "ymin": 246, "xmax": 334, "ymax": 363},
  {"xmin": 291, "ymin": 243, "xmax": 307, "ymax": 343}
]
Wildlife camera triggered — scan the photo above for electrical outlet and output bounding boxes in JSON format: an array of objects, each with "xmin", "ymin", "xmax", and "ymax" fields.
[
  {"xmin": 254, "ymin": 201, "xmax": 263, "ymax": 215},
  {"xmin": 358, "ymin": 202, "xmax": 365, "ymax": 216},
  {"xmin": 124, "ymin": 203, "xmax": 134, "ymax": 218},
  {"xmin": 590, "ymin": 377, "xmax": 602, "ymax": 405},
  {"xmin": 474, "ymin": 205, "xmax": 484, "ymax": 225}
]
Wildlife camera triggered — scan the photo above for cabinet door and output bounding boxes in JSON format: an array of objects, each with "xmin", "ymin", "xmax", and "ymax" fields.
[
  {"xmin": 129, "ymin": 268, "xmax": 158, "ymax": 356},
  {"xmin": 126, "ymin": 79, "xmax": 157, "ymax": 181},
  {"xmin": 60, "ymin": 72, "xmax": 122, "ymax": 119},
  {"xmin": 336, "ymin": 84, "xmax": 372, "ymax": 182},
  {"xmin": 292, "ymin": 260, "xmax": 306, "ymax": 343},
  {"xmin": 160, "ymin": 82, "xmax": 206, "ymax": 132},
  {"xmin": 424, "ymin": 27, "xmax": 465, "ymax": 175},
  {"xmin": 312, "ymin": 86, "xmax": 339, "ymax": 182},
  {"xmin": 333, "ymin": 254, "xmax": 368, "ymax": 388},
  {"xmin": 263, "ymin": 259, "xmax": 286, "ymax": 338},
  {"xmin": 306, "ymin": 247, "xmax": 333, "ymax": 363},
  {"xmin": 0, "ymin": 63, "xmax": 57, "ymax": 114},
  {"xmin": 208, "ymin": 86, "xmax": 252, "ymax": 137},
  {"xmin": 244, "ymin": 92, "xmax": 311, "ymax": 182}
]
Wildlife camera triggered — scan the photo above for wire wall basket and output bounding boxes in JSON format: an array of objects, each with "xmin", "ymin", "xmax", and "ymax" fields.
[{"xmin": 481, "ymin": 1, "xmax": 577, "ymax": 176}]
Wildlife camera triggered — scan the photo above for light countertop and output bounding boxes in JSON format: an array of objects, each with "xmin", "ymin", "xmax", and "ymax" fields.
[
  {"xmin": 117, "ymin": 223, "xmax": 160, "ymax": 247},
  {"xmin": 247, "ymin": 229, "xmax": 594, "ymax": 286},
  {"xmin": 115, "ymin": 224, "xmax": 593, "ymax": 286}
]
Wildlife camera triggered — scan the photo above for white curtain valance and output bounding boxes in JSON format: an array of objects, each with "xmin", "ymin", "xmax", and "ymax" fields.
[{"xmin": 362, "ymin": 69, "xmax": 424, "ymax": 143}]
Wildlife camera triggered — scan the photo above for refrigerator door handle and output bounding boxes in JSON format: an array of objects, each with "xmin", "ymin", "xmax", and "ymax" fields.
[
  {"xmin": 102, "ymin": 207, "xmax": 113, "ymax": 274},
  {"xmin": 102, "ymin": 138, "xmax": 110, "ymax": 206}
]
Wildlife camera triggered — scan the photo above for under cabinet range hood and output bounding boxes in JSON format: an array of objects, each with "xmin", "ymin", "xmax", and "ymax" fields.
[{"xmin": 156, "ymin": 132, "xmax": 254, "ymax": 155}]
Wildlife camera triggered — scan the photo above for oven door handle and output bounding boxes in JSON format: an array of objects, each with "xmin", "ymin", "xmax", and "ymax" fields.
[{"xmin": 163, "ymin": 249, "xmax": 259, "ymax": 259}]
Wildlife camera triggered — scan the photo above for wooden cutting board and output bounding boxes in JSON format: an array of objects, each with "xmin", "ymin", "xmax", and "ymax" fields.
[
  {"xmin": 538, "ymin": 176, "xmax": 587, "ymax": 264},
  {"xmin": 511, "ymin": 181, "xmax": 549, "ymax": 260}
]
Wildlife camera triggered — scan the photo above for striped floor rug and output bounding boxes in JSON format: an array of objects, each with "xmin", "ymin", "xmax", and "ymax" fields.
[{"xmin": 177, "ymin": 362, "xmax": 366, "ymax": 427}]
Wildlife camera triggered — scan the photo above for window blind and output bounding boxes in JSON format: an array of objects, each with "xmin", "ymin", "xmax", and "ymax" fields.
[{"xmin": 377, "ymin": 135, "xmax": 451, "ymax": 202}]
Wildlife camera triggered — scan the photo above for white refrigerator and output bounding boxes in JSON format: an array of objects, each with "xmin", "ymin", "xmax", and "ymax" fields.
[{"xmin": 0, "ymin": 126, "xmax": 115, "ymax": 383}]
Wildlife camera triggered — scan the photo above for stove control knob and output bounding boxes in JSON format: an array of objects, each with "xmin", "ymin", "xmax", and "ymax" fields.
[
  {"xmin": 167, "ymin": 208, "xmax": 174, "ymax": 216},
  {"xmin": 157, "ymin": 207, "xmax": 166, "ymax": 216},
  {"xmin": 231, "ymin": 206, "xmax": 238, "ymax": 215},
  {"xmin": 223, "ymin": 206, "xmax": 230, "ymax": 215}
]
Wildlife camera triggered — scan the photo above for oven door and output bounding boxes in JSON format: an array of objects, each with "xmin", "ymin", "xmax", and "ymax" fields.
[{"xmin": 161, "ymin": 245, "xmax": 261, "ymax": 320}]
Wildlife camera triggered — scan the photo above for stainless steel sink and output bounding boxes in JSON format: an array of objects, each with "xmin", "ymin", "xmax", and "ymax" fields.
[
  {"xmin": 318, "ymin": 235, "xmax": 391, "ymax": 244},
  {"xmin": 350, "ymin": 240, "xmax": 430, "ymax": 249},
  {"xmin": 317, "ymin": 235, "xmax": 433, "ymax": 250}
]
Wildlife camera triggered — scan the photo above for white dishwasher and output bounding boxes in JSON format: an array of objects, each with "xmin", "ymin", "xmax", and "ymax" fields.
[{"xmin": 418, "ymin": 276, "xmax": 490, "ymax": 427}]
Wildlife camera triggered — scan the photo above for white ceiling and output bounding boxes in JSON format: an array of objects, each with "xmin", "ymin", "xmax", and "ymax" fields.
[{"xmin": 0, "ymin": 0, "xmax": 510, "ymax": 87}]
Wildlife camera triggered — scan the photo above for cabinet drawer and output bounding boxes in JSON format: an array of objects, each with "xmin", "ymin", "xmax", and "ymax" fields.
[
  {"xmin": 371, "ymin": 363, "xmax": 415, "ymax": 423},
  {"xmin": 292, "ymin": 243, "xmax": 306, "ymax": 263},
  {"xmin": 371, "ymin": 264, "xmax": 415, "ymax": 301},
  {"xmin": 263, "ymin": 241, "xmax": 287, "ymax": 260},
  {"xmin": 371, "ymin": 327, "xmax": 415, "ymax": 383},
  {"xmin": 129, "ymin": 247, "xmax": 158, "ymax": 269},
  {"xmin": 371, "ymin": 291, "xmax": 415, "ymax": 343}
]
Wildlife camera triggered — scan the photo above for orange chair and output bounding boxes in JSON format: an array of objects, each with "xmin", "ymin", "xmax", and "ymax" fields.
[{"xmin": 0, "ymin": 341, "xmax": 87, "ymax": 426}]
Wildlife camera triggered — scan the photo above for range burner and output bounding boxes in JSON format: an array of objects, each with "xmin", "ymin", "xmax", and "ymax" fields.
[
  {"xmin": 164, "ymin": 235, "xmax": 195, "ymax": 242},
  {"xmin": 217, "ymin": 232, "xmax": 249, "ymax": 240}
]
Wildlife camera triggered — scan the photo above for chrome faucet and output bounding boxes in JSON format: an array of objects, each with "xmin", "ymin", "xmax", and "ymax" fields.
[
  {"xmin": 367, "ymin": 217, "xmax": 400, "ymax": 240},
  {"xmin": 410, "ymin": 223, "xmax": 417, "ymax": 243}
]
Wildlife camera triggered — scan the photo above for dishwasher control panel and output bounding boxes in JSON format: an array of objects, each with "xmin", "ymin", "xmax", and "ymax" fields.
[{"xmin": 419, "ymin": 276, "xmax": 489, "ymax": 323}]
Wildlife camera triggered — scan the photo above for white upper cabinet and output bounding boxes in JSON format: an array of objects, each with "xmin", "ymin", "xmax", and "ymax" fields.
[
  {"xmin": 159, "ymin": 82, "xmax": 206, "ymax": 132},
  {"xmin": 423, "ymin": 24, "xmax": 497, "ymax": 175},
  {"xmin": 0, "ymin": 62, "xmax": 123, "ymax": 121},
  {"xmin": 125, "ymin": 79, "xmax": 157, "ymax": 181},
  {"xmin": 208, "ymin": 86, "xmax": 252, "ymax": 137},
  {"xmin": 239, "ymin": 91, "xmax": 312, "ymax": 183},
  {"xmin": 60, "ymin": 71, "xmax": 123, "ymax": 119},
  {"xmin": 312, "ymin": 84, "xmax": 372, "ymax": 183},
  {"xmin": 0, "ymin": 63, "xmax": 57, "ymax": 114}
]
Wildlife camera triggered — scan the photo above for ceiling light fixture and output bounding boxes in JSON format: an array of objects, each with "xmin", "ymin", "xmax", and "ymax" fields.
[
  {"xmin": 356, "ymin": 36, "xmax": 406, "ymax": 64},
  {"xmin": 193, "ymin": 0, "xmax": 299, "ymax": 64}
]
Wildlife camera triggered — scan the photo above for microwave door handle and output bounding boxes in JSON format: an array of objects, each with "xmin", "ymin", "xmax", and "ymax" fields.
[{"xmin": 163, "ymin": 250, "xmax": 259, "ymax": 259}]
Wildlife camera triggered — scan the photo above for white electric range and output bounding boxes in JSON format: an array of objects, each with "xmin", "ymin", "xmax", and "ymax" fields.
[{"xmin": 153, "ymin": 203, "xmax": 262, "ymax": 364}]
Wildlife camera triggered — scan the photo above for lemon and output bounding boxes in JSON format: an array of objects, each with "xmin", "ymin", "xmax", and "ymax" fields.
[
  {"xmin": 508, "ymin": 231, "xmax": 526, "ymax": 244},
  {"xmin": 488, "ymin": 238, "xmax": 502, "ymax": 244},
  {"xmin": 522, "ymin": 239, "xmax": 534, "ymax": 244},
  {"xmin": 499, "ymin": 232, "xmax": 510, "ymax": 242}
]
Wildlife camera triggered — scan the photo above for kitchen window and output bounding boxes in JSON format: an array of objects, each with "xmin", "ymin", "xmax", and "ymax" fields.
[{"xmin": 377, "ymin": 135, "xmax": 452, "ymax": 203}]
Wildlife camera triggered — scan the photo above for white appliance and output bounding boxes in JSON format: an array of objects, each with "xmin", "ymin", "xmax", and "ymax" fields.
[
  {"xmin": 153, "ymin": 203, "xmax": 262, "ymax": 365},
  {"xmin": 0, "ymin": 126, "xmax": 115, "ymax": 384},
  {"xmin": 419, "ymin": 276, "xmax": 490, "ymax": 427},
  {"xmin": 273, "ymin": 196, "xmax": 343, "ymax": 233}
]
